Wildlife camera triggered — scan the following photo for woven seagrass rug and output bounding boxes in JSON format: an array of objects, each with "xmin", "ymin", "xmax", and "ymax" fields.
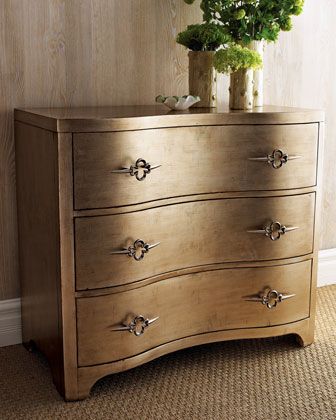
[{"xmin": 0, "ymin": 285, "xmax": 335, "ymax": 420}]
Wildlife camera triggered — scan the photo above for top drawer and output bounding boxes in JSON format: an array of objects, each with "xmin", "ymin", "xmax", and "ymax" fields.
[{"xmin": 73, "ymin": 124, "xmax": 318, "ymax": 210}]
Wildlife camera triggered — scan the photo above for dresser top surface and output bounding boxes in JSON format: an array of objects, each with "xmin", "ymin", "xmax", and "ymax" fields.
[{"xmin": 15, "ymin": 105, "xmax": 324, "ymax": 133}]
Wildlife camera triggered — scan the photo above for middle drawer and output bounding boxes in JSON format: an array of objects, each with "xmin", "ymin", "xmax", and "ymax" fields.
[{"xmin": 75, "ymin": 194, "xmax": 315, "ymax": 290}]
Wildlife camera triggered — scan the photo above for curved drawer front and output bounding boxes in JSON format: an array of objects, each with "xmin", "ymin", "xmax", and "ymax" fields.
[
  {"xmin": 77, "ymin": 260, "xmax": 312, "ymax": 366},
  {"xmin": 73, "ymin": 124, "xmax": 318, "ymax": 209},
  {"xmin": 75, "ymin": 194, "xmax": 315, "ymax": 290}
]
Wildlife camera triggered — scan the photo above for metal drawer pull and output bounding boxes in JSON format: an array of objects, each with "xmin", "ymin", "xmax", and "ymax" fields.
[
  {"xmin": 247, "ymin": 220, "xmax": 299, "ymax": 241},
  {"xmin": 111, "ymin": 239, "xmax": 160, "ymax": 261},
  {"xmin": 111, "ymin": 315, "xmax": 159, "ymax": 336},
  {"xmin": 245, "ymin": 289, "xmax": 296, "ymax": 309},
  {"xmin": 111, "ymin": 158, "xmax": 161, "ymax": 181},
  {"xmin": 248, "ymin": 149, "xmax": 302, "ymax": 169}
]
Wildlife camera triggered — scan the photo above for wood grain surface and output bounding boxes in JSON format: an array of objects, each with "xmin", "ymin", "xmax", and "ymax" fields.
[
  {"xmin": 262, "ymin": 0, "xmax": 336, "ymax": 250},
  {"xmin": 0, "ymin": 0, "xmax": 200, "ymax": 300},
  {"xmin": 1, "ymin": 0, "xmax": 334, "ymax": 300}
]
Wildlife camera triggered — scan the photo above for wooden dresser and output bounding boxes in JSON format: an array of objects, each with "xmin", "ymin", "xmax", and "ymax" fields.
[{"xmin": 15, "ymin": 106, "xmax": 324, "ymax": 400}]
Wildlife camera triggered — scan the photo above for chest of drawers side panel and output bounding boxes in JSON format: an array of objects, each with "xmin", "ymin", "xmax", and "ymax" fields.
[
  {"xmin": 15, "ymin": 123, "xmax": 78, "ymax": 400},
  {"xmin": 15, "ymin": 122, "xmax": 64, "ymax": 393},
  {"xmin": 303, "ymin": 121, "xmax": 324, "ymax": 345}
]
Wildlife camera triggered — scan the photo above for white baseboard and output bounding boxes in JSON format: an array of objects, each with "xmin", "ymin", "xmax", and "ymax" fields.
[
  {"xmin": 317, "ymin": 248, "xmax": 336, "ymax": 287},
  {"xmin": 0, "ymin": 250, "xmax": 335, "ymax": 348},
  {"xmin": 0, "ymin": 298, "xmax": 22, "ymax": 347}
]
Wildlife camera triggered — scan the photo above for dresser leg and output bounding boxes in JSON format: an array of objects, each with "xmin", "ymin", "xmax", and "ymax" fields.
[
  {"xmin": 295, "ymin": 330, "xmax": 314, "ymax": 347},
  {"xmin": 63, "ymin": 390, "xmax": 87, "ymax": 402},
  {"xmin": 23, "ymin": 340, "xmax": 37, "ymax": 352},
  {"xmin": 60, "ymin": 371, "xmax": 92, "ymax": 401},
  {"xmin": 75, "ymin": 379, "xmax": 97, "ymax": 401}
]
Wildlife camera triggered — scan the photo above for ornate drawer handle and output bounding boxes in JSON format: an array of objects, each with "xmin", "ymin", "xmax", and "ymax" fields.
[
  {"xmin": 245, "ymin": 289, "xmax": 296, "ymax": 309},
  {"xmin": 111, "ymin": 239, "xmax": 160, "ymax": 261},
  {"xmin": 111, "ymin": 315, "xmax": 159, "ymax": 336},
  {"xmin": 248, "ymin": 149, "xmax": 302, "ymax": 169},
  {"xmin": 247, "ymin": 220, "xmax": 299, "ymax": 241},
  {"xmin": 111, "ymin": 158, "xmax": 161, "ymax": 181}
]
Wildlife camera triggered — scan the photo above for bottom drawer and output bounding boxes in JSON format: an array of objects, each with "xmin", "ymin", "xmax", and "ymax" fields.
[{"xmin": 77, "ymin": 260, "xmax": 312, "ymax": 366}]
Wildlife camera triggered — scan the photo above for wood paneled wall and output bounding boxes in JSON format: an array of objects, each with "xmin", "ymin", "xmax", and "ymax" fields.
[
  {"xmin": 0, "ymin": 0, "xmax": 201, "ymax": 300},
  {"xmin": 0, "ymin": 0, "xmax": 334, "ymax": 300},
  {"xmin": 263, "ymin": 0, "xmax": 336, "ymax": 251}
]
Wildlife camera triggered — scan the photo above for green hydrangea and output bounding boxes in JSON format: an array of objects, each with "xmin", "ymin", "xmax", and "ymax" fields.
[
  {"xmin": 176, "ymin": 23, "xmax": 230, "ymax": 51},
  {"xmin": 183, "ymin": 0, "xmax": 305, "ymax": 44},
  {"xmin": 214, "ymin": 44, "xmax": 263, "ymax": 74},
  {"xmin": 233, "ymin": 9, "xmax": 246, "ymax": 20}
]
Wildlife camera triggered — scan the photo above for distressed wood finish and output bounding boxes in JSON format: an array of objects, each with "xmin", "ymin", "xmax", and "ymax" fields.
[
  {"xmin": 77, "ymin": 260, "xmax": 312, "ymax": 366},
  {"xmin": 15, "ymin": 106, "xmax": 323, "ymax": 400},
  {"xmin": 73, "ymin": 124, "xmax": 318, "ymax": 209},
  {"xmin": 75, "ymin": 194, "xmax": 315, "ymax": 290}
]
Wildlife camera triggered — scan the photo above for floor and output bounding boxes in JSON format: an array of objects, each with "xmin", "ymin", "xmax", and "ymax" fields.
[{"xmin": 0, "ymin": 285, "xmax": 335, "ymax": 420}]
